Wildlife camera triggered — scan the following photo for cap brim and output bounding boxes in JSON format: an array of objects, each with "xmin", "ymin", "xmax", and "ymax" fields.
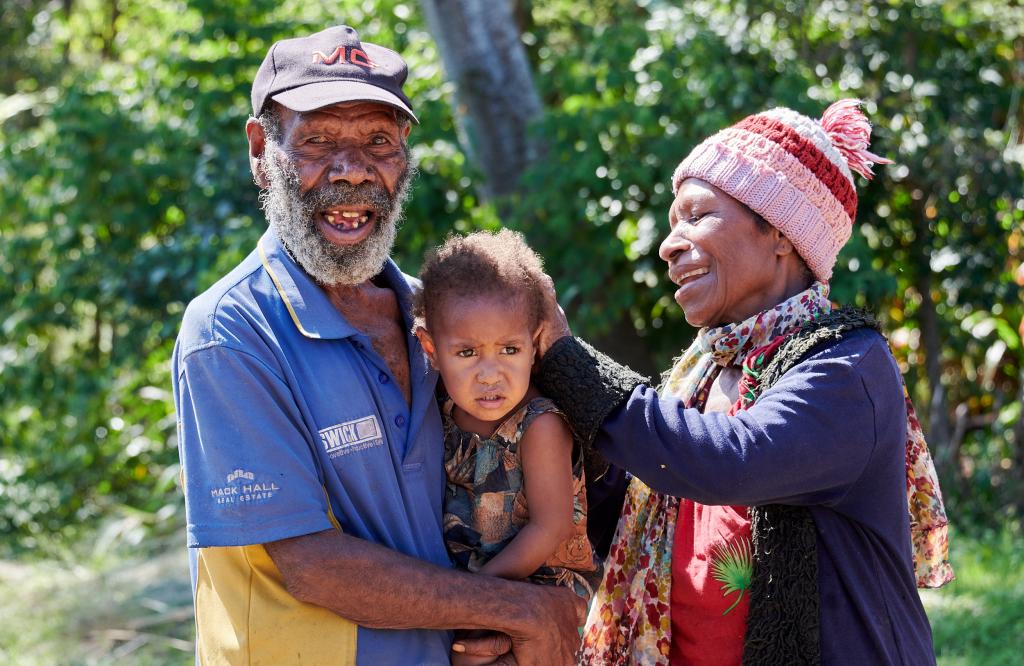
[{"xmin": 271, "ymin": 80, "xmax": 418, "ymax": 123}]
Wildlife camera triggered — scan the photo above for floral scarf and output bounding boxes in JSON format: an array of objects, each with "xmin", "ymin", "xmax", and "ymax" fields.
[{"xmin": 579, "ymin": 283, "xmax": 952, "ymax": 665}]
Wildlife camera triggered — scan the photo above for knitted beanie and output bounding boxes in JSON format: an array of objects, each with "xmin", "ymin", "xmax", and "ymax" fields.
[{"xmin": 671, "ymin": 99, "xmax": 891, "ymax": 282}]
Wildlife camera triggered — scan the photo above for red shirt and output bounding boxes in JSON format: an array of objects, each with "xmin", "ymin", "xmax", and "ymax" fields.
[{"xmin": 669, "ymin": 500, "xmax": 752, "ymax": 666}]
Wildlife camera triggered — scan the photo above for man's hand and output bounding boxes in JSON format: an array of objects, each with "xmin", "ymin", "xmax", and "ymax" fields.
[
  {"xmin": 453, "ymin": 583, "xmax": 585, "ymax": 666},
  {"xmin": 506, "ymin": 584, "xmax": 586, "ymax": 666},
  {"xmin": 535, "ymin": 274, "xmax": 572, "ymax": 358},
  {"xmin": 267, "ymin": 530, "xmax": 585, "ymax": 664}
]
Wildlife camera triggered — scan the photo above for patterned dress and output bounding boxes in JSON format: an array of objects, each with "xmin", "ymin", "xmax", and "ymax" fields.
[{"xmin": 442, "ymin": 396, "xmax": 601, "ymax": 600}]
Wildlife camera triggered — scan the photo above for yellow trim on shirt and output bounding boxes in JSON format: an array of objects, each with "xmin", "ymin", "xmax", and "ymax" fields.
[
  {"xmin": 258, "ymin": 238, "xmax": 321, "ymax": 340},
  {"xmin": 195, "ymin": 543, "xmax": 356, "ymax": 665},
  {"xmin": 324, "ymin": 486, "xmax": 342, "ymax": 532}
]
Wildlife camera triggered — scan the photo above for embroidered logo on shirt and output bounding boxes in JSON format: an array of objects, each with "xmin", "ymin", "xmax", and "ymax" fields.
[
  {"xmin": 319, "ymin": 415, "xmax": 383, "ymax": 459},
  {"xmin": 210, "ymin": 469, "xmax": 281, "ymax": 506}
]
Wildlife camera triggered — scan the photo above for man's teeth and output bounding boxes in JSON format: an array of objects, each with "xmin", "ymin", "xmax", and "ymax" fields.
[{"xmin": 324, "ymin": 210, "xmax": 370, "ymax": 229}]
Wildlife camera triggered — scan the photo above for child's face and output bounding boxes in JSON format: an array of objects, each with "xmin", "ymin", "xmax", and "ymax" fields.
[{"xmin": 418, "ymin": 294, "xmax": 537, "ymax": 432}]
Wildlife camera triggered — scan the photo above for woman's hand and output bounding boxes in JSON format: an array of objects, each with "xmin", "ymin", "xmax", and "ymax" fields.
[{"xmin": 535, "ymin": 274, "xmax": 572, "ymax": 358}]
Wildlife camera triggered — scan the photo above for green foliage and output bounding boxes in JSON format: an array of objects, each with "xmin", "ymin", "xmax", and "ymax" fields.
[
  {"xmin": 505, "ymin": 0, "xmax": 1024, "ymax": 515},
  {"xmin": 0, "ymin": 0, "xmax": 474, "ymax": 551},
  {"xmin": 0, "ymin": 0, "xmax": 1021, "ymax": 555},
  {"xmin": 921, "ymin": 523, "xmax": 1024, "ymax": 666},
  {"xmin": 1, "ymin": 2, "xmax": 1022, "ymax": 661}
]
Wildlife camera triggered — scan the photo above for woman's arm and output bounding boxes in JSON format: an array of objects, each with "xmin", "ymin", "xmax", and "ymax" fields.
[
  {"xmin": 539, "ymin": 332, "xmax": 902, "ymax": 507},
  {"xmin": 478, "ymin": 412, "xmax": 576, "ymax": 580}
]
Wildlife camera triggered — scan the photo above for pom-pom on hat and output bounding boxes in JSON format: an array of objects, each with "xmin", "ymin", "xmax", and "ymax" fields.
[{"xmin": 671, "ymin": 99, "xmax": 891, "ymax": 282}]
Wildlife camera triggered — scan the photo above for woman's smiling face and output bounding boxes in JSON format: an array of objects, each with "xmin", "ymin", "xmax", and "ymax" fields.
[{"xmin": 658, "ymin": 178, "xmax": 797, "ymax": 327}]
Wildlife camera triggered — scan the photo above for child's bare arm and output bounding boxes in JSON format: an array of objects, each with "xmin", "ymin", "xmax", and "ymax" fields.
[{"xmin": 479, "ymin": 412, "xmax": 576, "ymax": 580}]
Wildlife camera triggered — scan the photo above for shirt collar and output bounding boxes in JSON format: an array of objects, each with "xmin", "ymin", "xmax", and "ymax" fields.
[{"xmin": 257, "ymin": 229, "xmax": 414, "ymax": 340}]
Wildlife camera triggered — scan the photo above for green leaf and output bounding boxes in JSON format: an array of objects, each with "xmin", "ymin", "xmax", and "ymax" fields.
[{"xmin": 709, "ymin": 537, "xmax": 753, "ymax": 615}]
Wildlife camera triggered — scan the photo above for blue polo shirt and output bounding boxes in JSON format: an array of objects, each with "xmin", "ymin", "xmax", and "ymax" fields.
[{"xmin": 172, "ymin": 229, "xmax": 452, "ymax": 665}]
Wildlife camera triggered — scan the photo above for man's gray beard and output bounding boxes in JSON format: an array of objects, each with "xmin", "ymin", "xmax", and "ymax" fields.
[{"xmin": 260, "ymin": 141, "xmax": 414, "ymax": 287}]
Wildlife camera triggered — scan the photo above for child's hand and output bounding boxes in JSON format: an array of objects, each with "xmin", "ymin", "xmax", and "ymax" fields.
[
  {"xmin": 451, "ymin": 631, "xmax": 513, "ymax": 665},
  {"xmin": 451, "ymin": 650, "xmax": 505, "ymax": 666}
]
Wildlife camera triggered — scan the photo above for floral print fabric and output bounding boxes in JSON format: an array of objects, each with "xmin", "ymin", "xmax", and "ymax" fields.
[{"xmin": 904, "ymin": 390, "xmax": 955, "ymax": 587}]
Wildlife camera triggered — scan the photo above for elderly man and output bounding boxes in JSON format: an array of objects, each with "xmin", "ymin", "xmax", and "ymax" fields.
[{"xmin": 172, "ymin": 25, "xmax": 582, "ymax": 665}]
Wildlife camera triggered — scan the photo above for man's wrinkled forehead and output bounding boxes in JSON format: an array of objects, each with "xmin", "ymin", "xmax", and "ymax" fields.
[
  {"xmin": 292, "ymin": 101, "xmax": 402, "ymax": 124},
  {"xmin": 272, "ymin": 101, "xmax": 406, "ymax": 140}
]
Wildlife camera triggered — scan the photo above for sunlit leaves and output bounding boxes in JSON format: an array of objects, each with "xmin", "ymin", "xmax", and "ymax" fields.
[{"xmin": 0, "ymin": 0, "xmax": 1021, "ymax": 549}]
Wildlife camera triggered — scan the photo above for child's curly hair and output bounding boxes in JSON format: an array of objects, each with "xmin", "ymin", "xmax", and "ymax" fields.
[{"xmin": 413, "ymin": 229, "xmax": 547, "ymax": 331}]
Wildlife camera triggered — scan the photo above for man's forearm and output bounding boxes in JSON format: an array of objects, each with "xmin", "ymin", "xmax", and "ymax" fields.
[{"xmin": 265, "ymin": 528, "xmax": 543, "ymax": 633}]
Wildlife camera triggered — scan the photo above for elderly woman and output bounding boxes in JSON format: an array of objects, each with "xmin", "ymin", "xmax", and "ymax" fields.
[{"xmin": 536, "ymin": 100, "xmax": 953, "ymax": 665}]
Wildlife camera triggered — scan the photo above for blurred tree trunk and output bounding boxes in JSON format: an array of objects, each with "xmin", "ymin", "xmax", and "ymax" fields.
[
  {"xmin": 909, "ymin": 193, "xmax": 953, "ymax": 473},
  {"xmin": 900, "ymin": 32, "xmax": 952, "ymax": 472},
  {"xmin": 63, "ymin": 0, "xmax": 74, "ymax": 64},
  {"xmin": 593, "ymin": 315, "xmax": 661, "ymax": 379},
  {"xmin": 102, "ymin": 0, "xmax": 119, "ymax": 59},
  {"xmin": 915, "ymin": 273, "xmax": 951, "ymax": 449},
  {"xmin": 419, "ymin": 0, "xmax": 543, "ymax": 200}
]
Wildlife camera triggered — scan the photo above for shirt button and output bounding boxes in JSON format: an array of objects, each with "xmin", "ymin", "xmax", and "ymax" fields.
[
  {"xmin": 378, "ymin": 372, "xmax": 389, "ymax": 384},
  {"xmin": 395, "ymin": 415, "xmax": 406, "ymax": 428}
]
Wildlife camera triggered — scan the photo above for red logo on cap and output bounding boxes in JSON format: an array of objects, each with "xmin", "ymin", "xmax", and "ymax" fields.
[{"xmin": 312, "ymin": 46, "xmax": 376, "ymax": 68}]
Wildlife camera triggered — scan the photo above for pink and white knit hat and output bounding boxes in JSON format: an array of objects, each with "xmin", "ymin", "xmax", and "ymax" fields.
[{"xmin": 671, "ymin": 99, "xmax": 891, "ymax": 282}]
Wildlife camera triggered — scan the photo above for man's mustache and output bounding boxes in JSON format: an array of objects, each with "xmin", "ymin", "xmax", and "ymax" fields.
[{"xmin": 301, "ymin": 182, "xmax": 395, "ymax": 212}]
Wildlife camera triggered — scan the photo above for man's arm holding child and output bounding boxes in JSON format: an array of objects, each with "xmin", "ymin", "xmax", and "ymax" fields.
[
  {"xmin": 178, "ymin": 344, "xmax": 583, "ymax": 665},
  {"xmin": 478, "ymin": 412, "xmax": 576, "ymax": 580},
  {"xmin": 265, "ymin": 528, "xmax": 585, "ymax": 666}
]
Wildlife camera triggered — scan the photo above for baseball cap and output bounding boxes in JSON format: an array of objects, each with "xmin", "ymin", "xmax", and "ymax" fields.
[{"xmin": 251, "ymin": 25, "xmax": 417, "ymax": 123}]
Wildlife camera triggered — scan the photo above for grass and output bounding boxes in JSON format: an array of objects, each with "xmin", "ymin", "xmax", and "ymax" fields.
[
  {"xmin": 0, "ymin": 520, "xmax": 1019, "ymax": 664},
  {"xmin": 922, "ymin": 524, "xmax": 1024, "ymax": 666},
  {"xmin": 0, "ymin": 522, "xmax": 194, "ymax": 666}
]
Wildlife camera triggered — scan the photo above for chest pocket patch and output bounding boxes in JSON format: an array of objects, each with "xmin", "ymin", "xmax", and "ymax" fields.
[{"xmin": 319, "ymin": 415, "xmax": 384, "ymax": 459}]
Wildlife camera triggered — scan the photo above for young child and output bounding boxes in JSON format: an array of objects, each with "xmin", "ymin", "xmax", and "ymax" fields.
[{"xmin": 413, "ymin": 229, "xmax": 600, "ymax": 607}]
